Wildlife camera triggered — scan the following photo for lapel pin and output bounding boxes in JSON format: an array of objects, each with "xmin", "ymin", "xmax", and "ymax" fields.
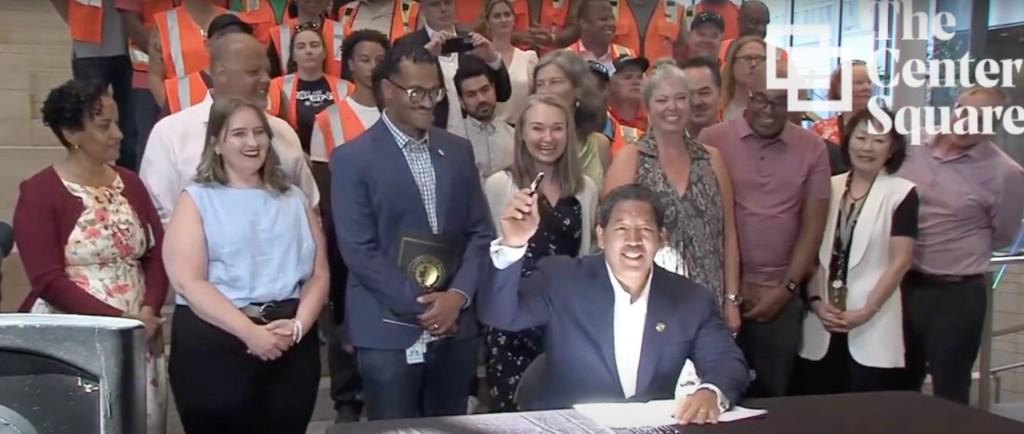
[
  {"xmin": 655, "ymin": 322, "xmax": 666, "ymax": 333},
  {"xmin": 437, "ymin": 149, "xmax": 445, "ymax": 156}
]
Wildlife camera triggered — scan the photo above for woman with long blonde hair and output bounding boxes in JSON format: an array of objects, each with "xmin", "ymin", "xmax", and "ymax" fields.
[
  {"xmin": 720, "ymin": 36, "xmax": 767, "ymax": 121},
  {"xmin": 163, "ymin": 96, "xmax": 329, "ymax": 433},
  {"xmin": 477, "ymin": 0, "xmax": 538, "ymax": 125},
  {"xmin": 481, "ymin": 94, "xmax": 599, "ymax": 411}
]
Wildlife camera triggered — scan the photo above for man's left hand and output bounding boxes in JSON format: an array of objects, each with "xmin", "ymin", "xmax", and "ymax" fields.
[
  {"xmin": 675, "ymin": 389, "xmax": 720, "ymax": 425},
  {"xmin": 417, "ymin": 291, "xmax": 467, "ymax": 336},
  {"xmin": 742, "ymin": 284, "xmax": 793, "ymax": 322},
  {"xmin": 469, "ymin": 32, "xmax": 500, "ymax": 64}
]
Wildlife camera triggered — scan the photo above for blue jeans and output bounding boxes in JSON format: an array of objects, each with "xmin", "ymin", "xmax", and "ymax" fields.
[
  {"xmin": 71, "ymin": 55, "xmax": 137, "ymax": 170},
  {"xmin": 356, "ymin": 337, "xmax": 477, "ymax": 420}
]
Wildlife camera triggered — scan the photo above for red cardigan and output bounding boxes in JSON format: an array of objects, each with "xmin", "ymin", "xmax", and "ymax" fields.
[{"xmin": 14, "ymin": 166, "xmax": 169, "ymax": 314}]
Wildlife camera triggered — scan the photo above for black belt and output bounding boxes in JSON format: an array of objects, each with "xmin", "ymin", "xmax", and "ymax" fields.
[
  {"xmin": 904, "ymin": 269, "xmax": 985, "ymax": 285},
  {"xmin": 240, "ymin": 299, "xmax": 299, "ymax": 324}
]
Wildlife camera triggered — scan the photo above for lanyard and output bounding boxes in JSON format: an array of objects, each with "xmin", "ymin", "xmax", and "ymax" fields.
[{"xmin": 827, "ymin": 175, "xmax": 876, "ymax": 307}]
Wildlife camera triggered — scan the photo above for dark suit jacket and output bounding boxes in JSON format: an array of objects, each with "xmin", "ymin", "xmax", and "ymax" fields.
[
  {"xmin": 393, "ymin": 28, "xmax": 513, "ymax": 129},
  {"xmin": 479, "ymin": 254, "xmax": 750, "ymax": 410},
  {"xmin": 330, "ymin": 120, "xmax": 495, "ymax": 349}
]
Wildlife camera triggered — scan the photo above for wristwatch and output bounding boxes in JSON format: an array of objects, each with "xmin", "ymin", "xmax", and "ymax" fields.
[
  {"xmin": 785, "ymin": 279, "xmax": 799, "ymax": 293},
  {"xmin": 726, "ymin": 293, "xmax": 743, "ymax": 306}
]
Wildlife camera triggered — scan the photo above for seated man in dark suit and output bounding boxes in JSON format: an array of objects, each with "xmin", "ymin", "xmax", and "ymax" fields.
[
  {"xmin": 392, "ymin": 0, "xmax": 512, "ymax": 130},
  {"xmin": 331, "ymin": 42, "xmax": 494, "ymax": 420},
  {"xmin": 482, "ymin": 184, "xmax": 750, "ymax": 425}
]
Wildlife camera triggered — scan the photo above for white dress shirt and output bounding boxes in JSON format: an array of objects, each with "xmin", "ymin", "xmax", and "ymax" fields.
[
  {"xmin": 140, "ymin": 92, "xmax": 320, "ymax": 225},
  {"xmin": 490, "ymin": 240, "xmax": 727, "ymax": 408}
]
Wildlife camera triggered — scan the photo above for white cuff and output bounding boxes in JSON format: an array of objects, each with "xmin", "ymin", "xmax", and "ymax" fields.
[
  {"xmin": 486, "ymin": 53, "xmax": 503, "ymax": 70},
  {"xmin": 489, "ymin": 238, "xmax": 526, "ymax": 269},
  {"xmin": 694, "ymin": 384, "xmax": 729, "ymax": 413}
]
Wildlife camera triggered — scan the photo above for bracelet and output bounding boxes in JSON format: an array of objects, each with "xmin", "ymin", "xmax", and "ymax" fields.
[{"xmin": 292, "ymin": 319, "xmax": 304, "ymax": 344}]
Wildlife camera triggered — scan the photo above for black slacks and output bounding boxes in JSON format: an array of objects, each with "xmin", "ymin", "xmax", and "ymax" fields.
[
  {"xmin": 792, "ymin": 333, "xmax": 909, "ymax": 395},
  {"xmin": 737, "ymin": 296, "xmax": 805, "ymax": 398},
  {"xmin": 168, "ymin": 306, "xmax": 321, "ymax": 434},
  {"xmin": 901, "ymin": 271, "xmax": 988, "ymax": 404}
]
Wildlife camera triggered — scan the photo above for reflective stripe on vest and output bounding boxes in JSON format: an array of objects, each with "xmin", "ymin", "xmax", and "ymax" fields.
[
  {"xmin": 611, "ymin": 45, "xmax": 633, "ymax": 57},
  {"xmin": 326, "ymin": 105, "xmax": 344, "ymax": 151},
  {"xmin": 175, "ymin": 75, "xmax": 191, "ymax": 114},
  {"xmin": 339, "ymin": 0, "xmax": 416, "ymax": 39},
  {"xmin": 328, "ymin": 20, "xmax": 344, "ymax": 68},
  {"xmin": 130, "ymin": 45, "xmax": 150, "ymax": 71},
  {"xmin": 166, "ymin": 9, "xmax": 187, "ymax": 77},
  {"xmin": 318, "ymin": 100, "xmax": 366, "ymax": 160},
  {"xmin": 277, "ymin": 25, "xmax": 293, "ymax": 72}
]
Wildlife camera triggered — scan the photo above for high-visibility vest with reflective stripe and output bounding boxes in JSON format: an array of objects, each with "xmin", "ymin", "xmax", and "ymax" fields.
[
  {"xmin": 609, "ymin": 0, "xmax": 685, "ymax": 61},
  {"xmin": 609, "ymin": 116, "xmax": 641, "ymax": 157},
  {"xmin": 312, "ymin": 99, "xmax": 367, "ymax": 162},
  {"xmin": 154, "ymin": 6, "xmax": 228, "ymax": 79},
  {"xmin": 270, "ymin": 19, "xmax": 345, "ymax": 77},
  {"xmin": 164, "ymin": 72, "xmax": 209, "ymax": 114},
  {"xmin": 68, "ymin": 0, "xmax": 104, "ymax": 44},
  {"xmin": 338, "ymin": 0, "xmax": 418, "ymax": 41},
  {"xmin": 269, "ymin": 74, "xmax": 354, "ymax": 130},
  {"xmin": 130, "ymin": 0, "xmax": 178, "ymax": 73},
  {"xmin": 230, "ymin": 0, "xmax": 287, "ymax": 45},
  {"xmin": 566, "ymin": 41, "xmax": 635, "ymax": 59},
  {"xmin": 511, "ymin": 0, "xmax": 568, "ymax": 54}
]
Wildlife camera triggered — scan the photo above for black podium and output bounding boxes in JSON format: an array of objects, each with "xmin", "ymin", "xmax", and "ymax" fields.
[{"xmin": 0, "ymin": 314, "xmax": 147, "ymax": 434}]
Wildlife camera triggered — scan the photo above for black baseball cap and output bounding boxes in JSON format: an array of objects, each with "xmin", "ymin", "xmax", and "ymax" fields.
[
  {"xmin": 691, "ymin": 11, "xmax": 725, "ymax": 32},
  {"xmin": 207, "ymin": 14, "xmax": 254, "ymax": 39},
  {"xmin": 589, "ymin": 61, "xmax": 611, "ymax": 83},
  {"xmin": 612, "ymin": 55, "xmax": 650, "ymax": 75}
]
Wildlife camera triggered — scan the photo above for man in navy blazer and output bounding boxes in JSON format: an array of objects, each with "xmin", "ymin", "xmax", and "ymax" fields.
[
  {"xmin": 330, "ymin": 42, "xmax": 494, "ymax": 420},
  {"xmin": 483, "ymin": 184, "xmax": 750, "ymax": 424}
]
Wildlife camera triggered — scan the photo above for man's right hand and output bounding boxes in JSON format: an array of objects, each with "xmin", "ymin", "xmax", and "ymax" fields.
[
  {"xmin": 424, "ymin": 30, "xmax": 456, "ymax": 57},
  {"xmin": 500, "ymin": 189, "xmax": 540, "ymax": 248}
]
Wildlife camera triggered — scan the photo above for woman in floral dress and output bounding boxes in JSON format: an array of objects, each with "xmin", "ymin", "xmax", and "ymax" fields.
[{"xmin": 14, "ymin": 80, "xmax": 169, "ymax": 433}]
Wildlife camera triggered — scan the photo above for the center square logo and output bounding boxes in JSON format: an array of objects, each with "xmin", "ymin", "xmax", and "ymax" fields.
[{"xmin": 765, "ymin": 24, "xmax": 854, "ymax": 115}]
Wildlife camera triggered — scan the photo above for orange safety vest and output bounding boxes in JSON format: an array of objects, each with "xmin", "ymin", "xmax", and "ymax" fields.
[
  {"xmin": 312, "ymin": 99, "xmax": 368, "ymax": 162},
  {"xmin": 454, "ymin": 0, "xmax": 484, "ymax": 27},
  {"xmin": 609, "ymin": 0, "xmax": 685, "ymax": 62},
  {"xmin": 270, "ymin": 18, "xmax": 344, "ymax": 77},
  {"xmin": 164, "ymin": 72, "xmax": 209, "ymax": 114},
  {"xmin": 269, "ymin": 74, "xmax": 354, "ymax": 130},
  {"xmin": 566, "ymin": 40, "xmax": 635, "ymax": 60},
  {"xmin": 609, "ymin": 115, "xmax": 641, "ymax": 157},
  {"xmin": 231, "ymin": 0, "xmax": 286, "ymax": 45},
  {"xmin": 512, "ymin": 0, "xmax": 568, "ymax": 55},
  {"xmin": 130, "ymin": 0, "xmax": 178, "ymax": 74},
  {"xmin": 337, "ymin": 0, "xmax": 419, "ymax": 41},
  {"xmin": 68, "ymin": 0, "xmax": 104, "ymax": 44},
  {"xmin": 154, "ymin": 6, "xmax": 228, "ymax": 79}
]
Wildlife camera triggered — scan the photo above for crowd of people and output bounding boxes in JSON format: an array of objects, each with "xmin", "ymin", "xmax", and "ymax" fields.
[{"xmin": 11, "ymin": 0, "xmax": 1024, "ymax": 432}]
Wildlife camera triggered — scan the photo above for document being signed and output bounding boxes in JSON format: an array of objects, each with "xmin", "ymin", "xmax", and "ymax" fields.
[{"xmin": 574, "ymin": 401, "xmax": 767, "ymax": 429}]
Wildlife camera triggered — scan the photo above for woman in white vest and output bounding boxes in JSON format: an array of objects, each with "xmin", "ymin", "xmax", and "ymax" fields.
[{"xmin": 795, "ymin": 108, "xmax": 919, "ymax": 394}]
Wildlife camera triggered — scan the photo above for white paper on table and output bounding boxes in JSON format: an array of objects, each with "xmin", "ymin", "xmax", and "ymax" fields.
[{"xmin": 573, "ymin": 400, "xmax": 767, "ymax": 429}]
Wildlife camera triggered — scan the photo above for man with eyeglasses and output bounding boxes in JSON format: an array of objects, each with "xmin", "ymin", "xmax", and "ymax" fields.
[
  {"xmin": 698, "ymin": 61, "xmax": 831, "ymax": 398},
  {"xmin": 331, "ymin": 42, "xmax": 494, "ymax": 420}
]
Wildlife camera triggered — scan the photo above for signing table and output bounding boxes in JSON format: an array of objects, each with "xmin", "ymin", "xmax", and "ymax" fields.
[{"xmin": 327, "ymin": 392, "xmax": 1024, "ymax": 434}]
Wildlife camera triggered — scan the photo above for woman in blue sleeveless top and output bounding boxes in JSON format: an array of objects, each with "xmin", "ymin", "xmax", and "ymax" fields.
[{"xmin": 163, "ymin": 96, "xmax": 329, "ymax": 433}]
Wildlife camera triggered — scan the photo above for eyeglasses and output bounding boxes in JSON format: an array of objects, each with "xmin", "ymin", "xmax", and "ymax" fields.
[
  {"xmin": 749, "ymin": 93, "xmax": 788, "ymax": 112},
  {"xmin": 295, "ymin": 21, "xmax": 321, "ymax": 32},
  {"xmin": 387, "ymin": 78, "xmax": 446, "ymax": 103},
  {"xmin": 736, "ymin": 54, "xmax": 766, "ymax": 66}
]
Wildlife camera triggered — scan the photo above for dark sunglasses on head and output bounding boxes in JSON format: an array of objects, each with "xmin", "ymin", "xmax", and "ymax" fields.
[{"xmin": 295, "ymin": 21, "xmax": 321, "ymax": 32}]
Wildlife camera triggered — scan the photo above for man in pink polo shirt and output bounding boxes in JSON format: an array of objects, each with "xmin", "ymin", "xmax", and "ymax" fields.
[
  {"xmin": 698, "ymin": 63, "xmax": 831, "ymax": 398},
  {"xmin": 896, "ymin": 87, "xmax": 1024, "ymax": 405}
]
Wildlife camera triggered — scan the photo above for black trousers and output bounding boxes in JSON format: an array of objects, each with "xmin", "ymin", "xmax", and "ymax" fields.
[
  {"xmin": 737, "ymin": 296, "xmax": 805, "ymax": 398},
  {"xmin": 314, "ymin": 161, "xmax": 364, "ymax": 420},
  {"xmin": 901, "ymin": 271, "xmax": 988, "ymax": 404},
  {"xmin": 168, "ymin": 306, "xmax": 321, "ymax": 434},
  {"xmin": 70, "ymin": 55, "xmax": 137, "ymax": 170},
  {"xmin": 792, "ymin": 333, "xmax": 909, "ymax": 395}
]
